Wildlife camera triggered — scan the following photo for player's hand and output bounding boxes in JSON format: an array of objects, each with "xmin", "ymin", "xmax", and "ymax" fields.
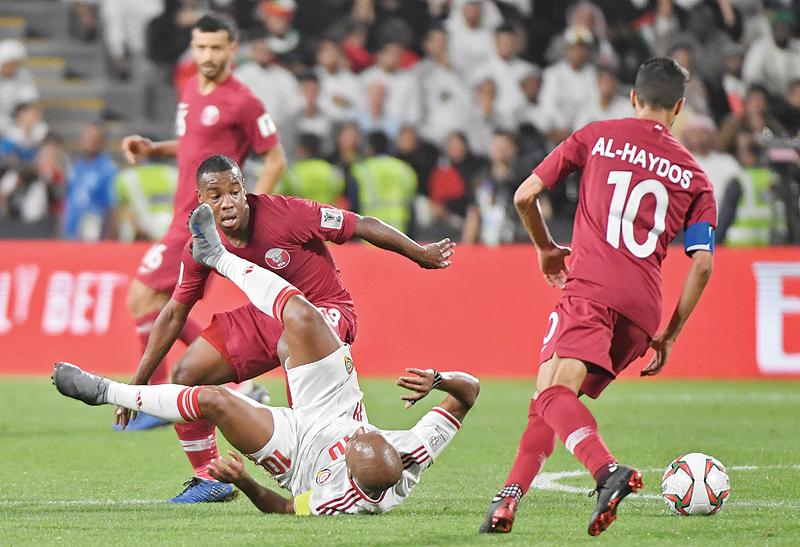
[
  {"xmin": 114, "ymin": 406, "xmax": 137, "ymax": 429},
  {"xmin": 416, "ymin": 239, "xmax": 455, "ymax": 269},
  {"xmin": 121, "ymin": 135, "xmax": 154, "ymax": 165},
  {"xmin": 208, "ymin": 450, "xmax": 247, "ymax": 485},
  {"xmin": 641, "ymin": 331, "xmax": 674, "ymax": 376},
  {"xmin": 538, "ymin": 244, "xmax": 571, "ymax": 289},
  {"xmin": 397, "ymin": 368, "xmax": 437, "ymax": 409}
]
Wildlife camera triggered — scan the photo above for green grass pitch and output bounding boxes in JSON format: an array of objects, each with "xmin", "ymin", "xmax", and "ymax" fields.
[{"xmin": 1, "ymin": 375, "xmax": 799, "ymax": 546}]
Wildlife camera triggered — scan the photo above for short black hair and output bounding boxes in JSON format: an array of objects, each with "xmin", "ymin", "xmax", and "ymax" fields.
[
  {"xmin": 634, "ymin": 57, "xmax": 689, "ymax": 111},
  {"xmin": 298, "ymin": 132, "xmax": 322, "ymax": 157},
  {"xmin": 193, "ymin": 12, "xmax": 239, "ymax": 43},
  {"xmin": 367, "ymin": 131, "xmax": 389, "ymax": 155},
  {"xmin": 196, "ymin": 154, "xmax": 242, "ymax": 185}
]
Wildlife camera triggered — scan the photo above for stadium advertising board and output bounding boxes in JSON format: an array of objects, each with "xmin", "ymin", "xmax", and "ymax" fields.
[{"xmin": 0, "ymin": 241, "xmax": 798, "ymax": 378}]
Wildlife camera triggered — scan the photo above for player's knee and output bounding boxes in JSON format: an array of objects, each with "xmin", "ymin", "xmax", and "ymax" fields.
[
  {"xmin": 196, "ymin": 385, "xmax": 233, "ymax": 420},
  {"xmin": 282, "ymin": 297, "xmax": 323, "ymax": 335},
  {"xmin": 171, "ymin": 359, "xmax": 200, "ymax": 386}
]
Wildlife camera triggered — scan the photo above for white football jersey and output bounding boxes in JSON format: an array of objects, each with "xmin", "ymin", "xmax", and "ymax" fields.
[{"xmin": 291, "ymin": 407, "xmax": 462, "ymax": 515}]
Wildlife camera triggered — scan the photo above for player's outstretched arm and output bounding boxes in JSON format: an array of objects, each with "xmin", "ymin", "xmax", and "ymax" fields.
[
  {"xmin": 352, "ymin": 215, "xmax": 455, "ymax": 269},
  {"xmin": 514, "ymin": 173, "xmax": 571, "ymax": 288},
  {"xmin": 208, "ymin": 450, "xmax": 295, "ymax": 514},
  {"xmin": 120, "ymin": 135, "xmax": 178, "ymax": 165},
  {"xmin": 641, "ymin": 249, "xmax": 713, "ymax": 376},
  {"xmin": 397, "ymin": 368, "xmax": 479, "ymax": 423},
  {"xmin": 252, "ymin": 143, "xmax": 287, "ymax": 195}
]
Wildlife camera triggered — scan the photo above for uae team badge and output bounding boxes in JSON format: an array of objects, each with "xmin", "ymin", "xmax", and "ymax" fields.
[
  {"xmin": 344, "ymin": 356, "xmax": 354, "ymax": 374},
  {"xmin": 265, "ymin": 248, "xmax": 290, "ymax": 269}
]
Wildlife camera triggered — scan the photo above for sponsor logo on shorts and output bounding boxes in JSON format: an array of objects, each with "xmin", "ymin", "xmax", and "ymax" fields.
[
  {"xmin": 200, "ymin": 105, "xmax": 220, "ymax": 126},
  {"xmin": 428, "ymin": 426, "xmax": 447, "ymax": 449},
  {"xmin": 320, "ymin": 208, "xmax": 344, "ymax": 230},
  {"xmin": 316, "ymin": 469, "xmax": 332, "ymax": 484},
  {"xmin": 344, "ymin": 356, "xmax": 354, "ymax": 374},
  {"xmin": 265, "ymin": 248, "xmax": 290, "ymax": 269}
]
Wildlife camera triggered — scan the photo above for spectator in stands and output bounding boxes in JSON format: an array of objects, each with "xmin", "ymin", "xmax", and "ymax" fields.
[
  {"xmin": 777, "ymin": 79, "xmax": 800, "ymax": 137},
  {"xmin": 544, "ymin": 1, "xmax": 619, "ymax": 70},
  {"xmin": 352, "ymin": 79, "xmax": 401, "ymax": 141},
  {"xmin": 0, "ymin": 102, "xmax": 49, "ymax": 174},
  {"xmin": 466, "ymin": 77, "xmax": 511, "ymax": 159},
  {"xmin": 0, "ymin": 39, "xmax": 39, "ymax": 136},
  {"xmin": 340, "ymin": 17, "xmax": 374, "ymax": 73},
  {"xmin": 574, "ymin": 65, "xmax": 633, "ymax": 129},
  {"xmin": 514, "ymin": 66, "xmax": 561, "ymax": 148},
  {"xmin": 235, "ymin": 30, "xmax": 302, "ymax": 148},
  {"xmin": 446, "ymin": 0, "xmax": 502, "ymax": 79},
  {"xmin": 101, "ymin": 0, "xmax": 163, "ymax": 80},
  {"xmin": 314, "ymin": 34, "xmax": 362, "ymax": 124},
  {"xmin": 719, "ymin": 85, "xmax": 786, "ymax": 155},
  {"xmin": 725, "ymin": 132, "xmax": 776, "ymax": 246},
  {"xmin": 146, "ymin": 0, "xmax": 200, "ymax": 81},
  {"xmin": 538, "ymin": 26, "xmax": 599, "ymax": 143},
  {"xmin": 115, "ymin": 161, "xmax": 178, "ymax": 242},
  {"xmin": 395, "ymin": 125, "xmax": 439, "ymax": 199},
  {"xmin": 470, "ymin": 24, "xmax": 538, "ymax": 126},
  {"xmin": 722, "ymin": 42, "xmax": 747, "ymax": 116},
  {"xmin": 350, "ymin": 131, "xmax": 417, "ymax": 233},
  {"xmin": 276, "ymin": 132, "xmax": 345, "ymax": 207},
  {"xmin": 290, "ymin": 71, "xmax": 335, "ymax": 156},
  {"xmin": 0, "ymin": 166, "xmax": 48, "ymax": 228},
  {"xmin": 329, "ymin": 121, "xmax": 363, "ymax": 209},
  {"xmin": 256, "ymin": 0, "xmax": 306, "ymax": 74},
  {"xmin": 62, "ymin": 123, "xmax": 118, "ymax": 241},
  {"xmin": 63, "ymin": 0, "xmax": 100, "ymax": 42},
  {"xmin": 742, "ymin": 10, "xmax": 800, "ymax": 100},
  {"xmin": 468, "ymin": 130, "xmax": 529, "ymax": 246},
  {"xmin": 667, "ymin": 41, "xmax": 710, "ymax": 139},
  {"xmin": 359, "ymin": 21, "xmax": 423, "ymax": 130},
  {"xmin": 414, "ymin": 24, "xmax": 470, "ymax": 147},
  {"xmin": 417, "ymin": 131, "xmax": 485, "ymax": 243},
  {"xmin": 682, "ymin": 116, "xmax": 746, "ymax": 245}
]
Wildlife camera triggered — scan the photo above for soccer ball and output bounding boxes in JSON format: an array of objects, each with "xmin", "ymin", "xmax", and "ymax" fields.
[{"xmin": 662, "ymin": 452, "xmax": 730, "ymax": 515}]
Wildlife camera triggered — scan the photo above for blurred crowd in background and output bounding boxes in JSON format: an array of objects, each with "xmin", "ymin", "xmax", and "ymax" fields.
[{"xmin": 2, "ymin": 0, "xmax": 800, "ymax": 245}]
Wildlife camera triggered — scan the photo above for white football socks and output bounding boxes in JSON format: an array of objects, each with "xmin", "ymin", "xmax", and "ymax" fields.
[
  {"xmin": 106, "ymin": 382, "xmax": 203, "ymax": 423},
  {"xmin": 213, "ymin": 252, "xmax": 301, "ymax": 321}
]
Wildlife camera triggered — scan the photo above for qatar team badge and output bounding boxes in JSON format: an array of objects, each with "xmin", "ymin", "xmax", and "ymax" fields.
[
  {"xmin": 344, "ymin": 356, "xmax": 354, "ymax": 374},
  {"xmin": 316, "ymin": 469, "xmax": 332, "ymax": 485},
  {"xmin": 200, "ymin": 105, "xmax": 220, "ymax": 126},
  {"xmin": 265, "ymin": 248, "xmax": 290, "ymax": 269}
]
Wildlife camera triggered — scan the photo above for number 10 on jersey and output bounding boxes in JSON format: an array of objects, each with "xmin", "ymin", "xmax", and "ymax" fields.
[{"xmin": 606, "ymin": 171, "xmax": 669, "ymax": 259}]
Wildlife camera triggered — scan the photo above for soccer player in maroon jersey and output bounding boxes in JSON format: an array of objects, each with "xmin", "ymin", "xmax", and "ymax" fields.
[
  {"xmin": 119, "ymin": 13, "xmax": 287, "ymax": 424},
  {"xmin": 115, "ymin": 154, "xmax": 455, "ymax": 503},
  {"xmin": 479, "ymin": 58, "xmax": 717, "ymax": 536}
]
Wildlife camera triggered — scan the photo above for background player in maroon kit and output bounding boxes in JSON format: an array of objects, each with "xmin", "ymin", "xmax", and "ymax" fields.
[
  {"xmin": 119, "ymin": 13, "xmax": 287, "ymax": 424},
  {"xmin": 117, "ymin": 154, "xmax": 455, "ymax": 503},
  {"xmin": 479, "ymin": 58, "xmax": 717, "ymax": 536}
]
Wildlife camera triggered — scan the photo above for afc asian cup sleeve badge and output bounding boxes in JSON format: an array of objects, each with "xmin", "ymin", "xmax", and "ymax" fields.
[
  {"xmin": 316, "ymin": 469, "xmax": 332, "ymax": 485},
  {"xmin": 320, "ymin": 208, "xmax": 344, "ymax": 230},
  {"xmin": 265, "ymin": 248, "xmax": 290, "ymax": 269},
  {"xmin": 200, "ymin": 105, "xmax": 220, "ymax": 126}
]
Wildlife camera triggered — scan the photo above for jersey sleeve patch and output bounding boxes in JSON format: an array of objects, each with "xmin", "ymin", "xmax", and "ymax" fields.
[
  {"xmin": 294, "ymin": 490, "xmax": 313, "ymax": 515},
  {"xmin": 684, "ymin": 221, "xmax": 715, "ymax": 255},
  {"xmin": 320, "ymin": 208, "xmax": 344, "ymax": 230}
]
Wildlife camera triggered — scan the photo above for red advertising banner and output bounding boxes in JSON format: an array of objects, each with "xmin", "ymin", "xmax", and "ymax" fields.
[{"xmin": 1, "ymin": 241, "xmax": 798, "ymax": 379}]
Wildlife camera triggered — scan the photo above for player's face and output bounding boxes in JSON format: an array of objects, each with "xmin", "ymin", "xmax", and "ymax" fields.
[
  {"xmin": 197, "ymin": 169, "xmax": 248, "ymax": 232},
  {"xmin": 190, "ymin": 29, "xmax": 236, "ymax": 82}
]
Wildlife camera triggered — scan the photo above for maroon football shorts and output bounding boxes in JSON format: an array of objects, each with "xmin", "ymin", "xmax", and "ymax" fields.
[
  {"xmin": 200, "ymin": 301, "xmax": 357, "ymax": 382},
  {"xmin": 539, "ymin": 295, "xmax": 651, "ymax": 399},
  {"xmin": 134, "ymin": 228, "xmax": 189, "ymax": 293}
]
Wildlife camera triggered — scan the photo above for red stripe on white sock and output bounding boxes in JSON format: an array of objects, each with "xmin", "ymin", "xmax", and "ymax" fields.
[
  {"xmin": 273, "ymin": 287, "xmax": 303, "ymax": 321},
  {"xmin": 178, "ymin": 386, "xmax": 203, "ymax": 421}
]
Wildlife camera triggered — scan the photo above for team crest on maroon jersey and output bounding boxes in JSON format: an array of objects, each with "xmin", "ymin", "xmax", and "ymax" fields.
[
  {"xmin": 265, "ymin": 248, "xmax": 290, "ymax": 269},
  {"xmin": 316, "ymin": 469, "xmax": 332, "ymax": 485},
  {"xmin": 200, "ymin": 105, "xmax": 220, "ymax": 126}
]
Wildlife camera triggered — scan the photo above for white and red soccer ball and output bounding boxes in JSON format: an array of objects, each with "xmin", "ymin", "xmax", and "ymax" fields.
[{"xmin": 662, "ymin": 452, "xmax": 731, "ymax": 515}]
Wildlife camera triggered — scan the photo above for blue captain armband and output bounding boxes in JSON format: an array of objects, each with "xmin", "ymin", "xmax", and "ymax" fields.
[{"xmin": 684, "ymin": 222, "xmax": 715, "ymax": 255}]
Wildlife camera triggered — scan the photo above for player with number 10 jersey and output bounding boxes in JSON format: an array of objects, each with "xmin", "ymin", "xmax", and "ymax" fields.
[{"xmin": 534, "ymin": 116, "xmax": 717, "ymax": 338}]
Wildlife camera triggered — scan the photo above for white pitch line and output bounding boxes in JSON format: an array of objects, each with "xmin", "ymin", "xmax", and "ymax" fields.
[
  {"xmin": 0, "ymin": 499, "xmax": 162, "ymax": 507},
  {"xmin": 531, "ymin": 465, "xmax": 800, "ymax": 508}
]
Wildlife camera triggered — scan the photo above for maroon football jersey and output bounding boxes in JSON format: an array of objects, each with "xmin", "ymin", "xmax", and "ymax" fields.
[
  {"xmin": 533, "ymin": 117, "xmax": 717, "ymax": 335},
  {"xmin": 173, "ymin": 194, "xmax": 357, "ymax": 309},
  {"xmin": 171, "ymin": 74, "xmax": 280, "ymax": 234}
]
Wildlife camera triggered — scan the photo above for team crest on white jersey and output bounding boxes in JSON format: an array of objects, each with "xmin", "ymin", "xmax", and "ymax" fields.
[
  {"xmin": 265, "ymin": 248, "xmax": 290, "ymax": 269},
  {"xmin": 320, "ymin": 208, "xmax": 344, "ymax": 229},
  {"xmin": 316, "ymin": 469, "xmax": 332, "ymax": 485},
  {"xmin": 200, "ymin": 105, "xmax": 220, "ymax": 126},
  {"xmin": 344, "ymin": 356, "xmax": 354, "ymax": 374}
]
